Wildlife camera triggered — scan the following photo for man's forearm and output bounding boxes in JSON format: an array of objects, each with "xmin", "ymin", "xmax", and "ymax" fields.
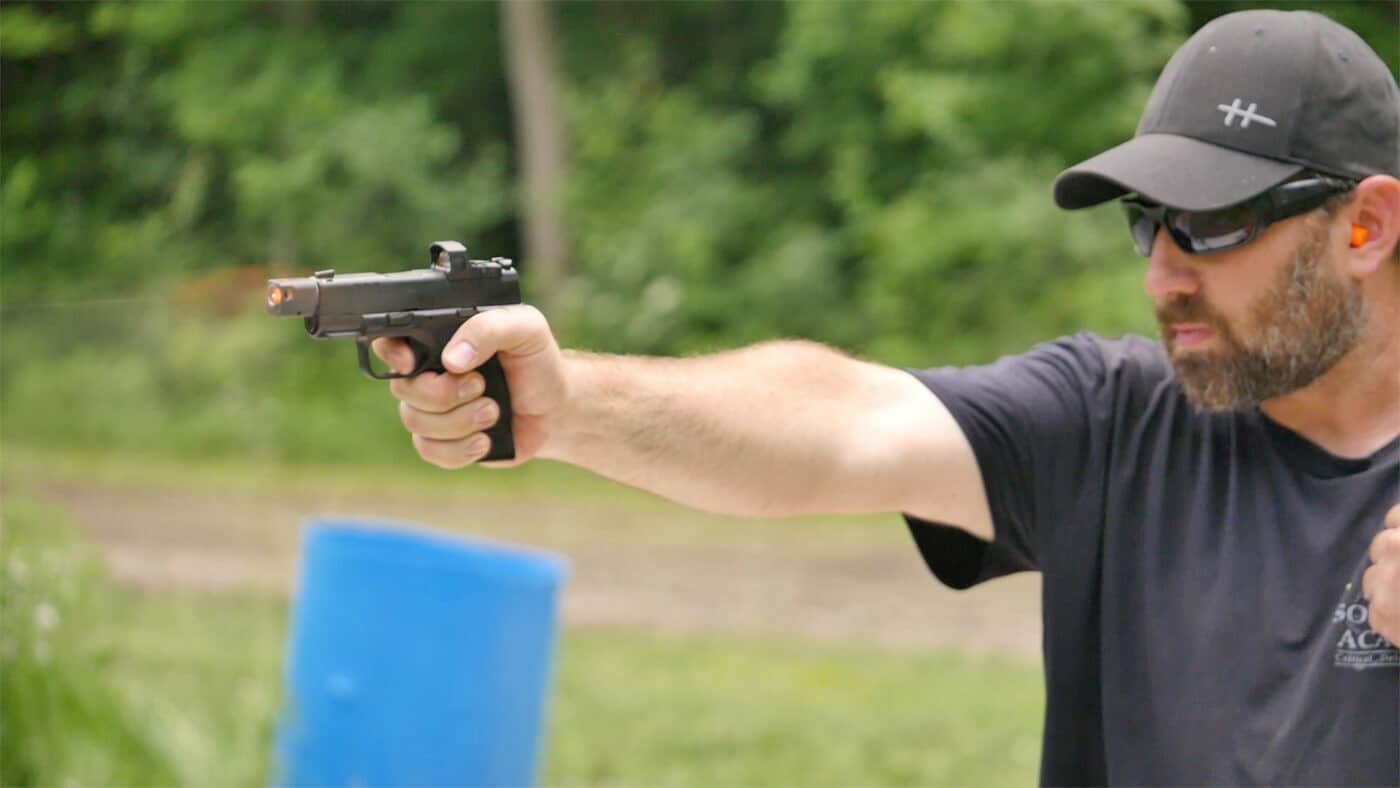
[
  {"xmin": 377, "ymin": 303, "xmax": 990, "ymax": 536},
  {"xmin": 537, "ymin": 340, "xmax": 893, "ymax": 518}
]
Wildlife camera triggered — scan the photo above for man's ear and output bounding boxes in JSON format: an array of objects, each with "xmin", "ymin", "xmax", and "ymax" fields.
[{"xmin": 1343, "ymin": 175, "xmax": 1400, "ymax": 277}]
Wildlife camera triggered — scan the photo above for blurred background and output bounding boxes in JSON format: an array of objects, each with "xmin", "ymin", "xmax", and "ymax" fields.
[{"xmin": 2, "ymin": 0, "xmax": 1396, "ymax": 784}]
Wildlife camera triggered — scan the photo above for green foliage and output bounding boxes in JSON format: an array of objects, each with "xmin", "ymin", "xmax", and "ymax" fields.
[
  {"xmin": 1, "ymin": 498, "xmax": 284, "ymax": 786},
  {"xmin": 557, "ymin": 0, "xmax": 1181, "ymax": 361},
  {"xmin": 0, "ymin": 5, "xmax": 80, "ymax": 58},
  {"xmin": 0, "ymin": 301, "xmax": 421, "ymax": 467},
  {"xmin": 1, "ymin": 497, "xmax": 179, "ymax": 786},
  {"xmin": 2, "ymin": 0, "xmax": 1394, "ymax": 459},
  {"xmin": 1184, "ymin": 0, "xmax": 1398, "ymax": 67},
  {"xmin": 1, "ymin": 0, "xmax": 511, "ymax": 303}
]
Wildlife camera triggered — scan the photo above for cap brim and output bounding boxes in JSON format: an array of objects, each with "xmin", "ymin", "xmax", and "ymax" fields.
[{"xmin": 1053, "ymin": 133, "xmax": 1304, "ymax": 211}]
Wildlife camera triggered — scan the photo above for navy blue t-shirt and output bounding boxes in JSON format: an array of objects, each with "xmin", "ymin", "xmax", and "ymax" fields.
[{"xmin": 904, "ymin": 333, "xmax": 1399, "ymax": 786}]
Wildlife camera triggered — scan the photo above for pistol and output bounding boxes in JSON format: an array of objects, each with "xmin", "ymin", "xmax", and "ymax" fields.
[{"xmin": 266, "ymin": 241, "xmax": 519, "ymax": 461}]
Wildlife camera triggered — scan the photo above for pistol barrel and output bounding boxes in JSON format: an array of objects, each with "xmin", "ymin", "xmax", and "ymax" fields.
[{"xmin": 266, "ymin": 278, "xmax": 320, "ymax": 317}]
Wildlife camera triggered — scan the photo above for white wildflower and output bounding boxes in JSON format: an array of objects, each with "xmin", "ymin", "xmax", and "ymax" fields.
[{"xmin": 33, "ymin": 602, "xmax": 59, "ymax": 632}]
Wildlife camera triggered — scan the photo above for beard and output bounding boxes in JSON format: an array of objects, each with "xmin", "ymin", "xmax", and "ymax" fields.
[{"xmin": 1158, "ymin": 219, "xmax": 1367, "ymax": 412}]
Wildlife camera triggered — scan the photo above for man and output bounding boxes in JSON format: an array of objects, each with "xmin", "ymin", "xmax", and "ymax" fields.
[{"xmin": 376, "ymin": 10, "xmax": 1400, "ymax": 784}]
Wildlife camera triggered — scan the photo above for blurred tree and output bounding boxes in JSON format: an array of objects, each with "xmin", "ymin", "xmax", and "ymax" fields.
[
  {"xmin": 1184, "ymin": 0, "xmax": 1398, "ymax": 66},
  {"xmin": 2, "ymin": 0, "xmax": 1393, "ymax": 364},
  {"xmin": 1, "ymin": 0, "xmax": 513, "ymax": 300},
  {"xmin": 1, "ymin": 0, "xmax": 1394, "ymax": 464},
  {"xmin": 555, "ymin": 0, "xmax": 1183, "ymax": 363},
  {"xmin": 503, "ymin": 0, "xmax": 572, "ymax": 312}
]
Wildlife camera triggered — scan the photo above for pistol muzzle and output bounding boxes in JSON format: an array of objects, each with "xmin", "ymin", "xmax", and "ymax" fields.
[{"xmin": 266, "ymin": 278, "xmax": 320, "ymax": 316}]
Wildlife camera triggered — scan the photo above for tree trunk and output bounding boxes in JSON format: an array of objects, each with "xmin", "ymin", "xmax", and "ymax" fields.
[{"xmin": 501, "ymin": 0, "xmax": 571, "ymax": 305}]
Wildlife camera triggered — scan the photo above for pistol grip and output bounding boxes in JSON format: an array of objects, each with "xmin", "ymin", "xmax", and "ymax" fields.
[
  {"xmin": 417, "ymin": 321, "xmax": 515, "ymax": 463},
  {"xmin": 356, "ymin": 312, "xmax": 516, "ymax": 463},
  {"xmin": 474, "ymin": 354, "xmax": 515, "ymax": 462}
]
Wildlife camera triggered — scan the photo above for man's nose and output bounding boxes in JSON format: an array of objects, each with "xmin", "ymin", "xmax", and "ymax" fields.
[{"xmin": 1143, "ymin": 227, "xmax": 1201, "ymax": 302}]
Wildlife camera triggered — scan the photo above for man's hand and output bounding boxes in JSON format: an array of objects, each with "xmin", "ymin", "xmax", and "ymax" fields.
[
  {"xmin": 1363, "ymin": 503, "xmax": 1400, "ymax": 645},
  {"xmin": 372, "ymin": 304, "xmax": 567, "ymax": 469}
]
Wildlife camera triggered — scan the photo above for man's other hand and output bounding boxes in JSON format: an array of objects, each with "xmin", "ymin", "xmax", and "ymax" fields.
[{"xmin": 1363, "ymin": 503, "xmax": 1400, "ymax": 645}]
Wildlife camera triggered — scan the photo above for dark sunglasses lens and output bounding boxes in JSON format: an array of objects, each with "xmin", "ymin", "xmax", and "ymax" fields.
[
  {"xmin": 1123, "ymin": 203, "xmax": 1157, "ymax": 257},
  {"xmin": 1173, "ymin": 203, "xmax": 1256, "ymax": 253}
]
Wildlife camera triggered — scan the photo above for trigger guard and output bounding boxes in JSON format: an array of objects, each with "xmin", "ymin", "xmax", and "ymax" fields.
[{"xmin": 355, "ymin": 336, "xmax": 433, "ymax": 380}]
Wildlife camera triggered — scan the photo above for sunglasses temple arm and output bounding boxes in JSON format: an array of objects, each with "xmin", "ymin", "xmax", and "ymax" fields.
[{"xmin": 1269, "ymin": 178, "xmax": 1352, "ymax": 219}]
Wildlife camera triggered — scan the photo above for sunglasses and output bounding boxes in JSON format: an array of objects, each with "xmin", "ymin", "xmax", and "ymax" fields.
[{"xmin": 1121, "ymin": 175, "xmax": 1355, "ymax": 257}]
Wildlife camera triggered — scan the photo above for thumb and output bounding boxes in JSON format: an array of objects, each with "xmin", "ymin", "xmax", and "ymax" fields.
[
  {"xmin": 1385, "ymin": 502, "xmax": 1400, "ymax": 530},
  {"xmin": 442, "ymin": 305, "xmax": 554, "ymax": 374}
]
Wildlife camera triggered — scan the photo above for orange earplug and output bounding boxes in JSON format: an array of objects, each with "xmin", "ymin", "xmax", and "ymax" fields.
[{"xmin": 1350, "ymin": 224, "xmax": 1369, "ymax": 247}]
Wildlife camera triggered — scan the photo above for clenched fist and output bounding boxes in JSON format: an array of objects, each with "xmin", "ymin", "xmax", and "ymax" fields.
[
  {"xmin": 372, "ymin": 304, "xmax": 568, "ymax": 469},
  {"xmin": 1363, "ymin": 503, "xmax": 1400, "ymax": 646}
]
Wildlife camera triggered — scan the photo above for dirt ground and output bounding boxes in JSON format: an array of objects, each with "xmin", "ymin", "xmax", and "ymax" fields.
[{"xmin": 20, "ymin": 476, "xmax": 1042, "ymax": 658}]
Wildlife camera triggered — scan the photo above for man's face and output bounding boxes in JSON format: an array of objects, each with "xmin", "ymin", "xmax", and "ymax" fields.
[{"xmin": 1149, "ymin": 213, "xmax": 1367, "ymax": 411}]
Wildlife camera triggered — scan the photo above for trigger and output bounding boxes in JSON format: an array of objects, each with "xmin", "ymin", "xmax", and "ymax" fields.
[{"xmin": 356, "ymin": 338, "xmax": 403, "ymax": 381}]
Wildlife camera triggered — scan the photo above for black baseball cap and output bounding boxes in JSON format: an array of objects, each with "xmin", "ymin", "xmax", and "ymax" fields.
[{"xmin": 1053, "ymin": 10, "xmax": 1400, "ymax": 212}]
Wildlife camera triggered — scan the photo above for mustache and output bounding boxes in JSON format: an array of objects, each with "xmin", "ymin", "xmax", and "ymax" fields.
[{"xmin": 1155, "ymin": 296, "xmax": 1222, "ymax": 328}]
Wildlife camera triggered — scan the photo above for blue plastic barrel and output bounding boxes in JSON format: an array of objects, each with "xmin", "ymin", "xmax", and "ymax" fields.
[{"xmin": 274, "ymin": 520, "xmax": 568, "ymax": 787}]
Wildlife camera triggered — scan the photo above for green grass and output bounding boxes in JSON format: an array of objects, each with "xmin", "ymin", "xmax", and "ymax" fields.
[
  {"xmin": 2, "ymin": 494, "xmax": 1042, "ymax": 786},
  {"xmin": 1, "ymin": 442, "xmax": 918, "ymax": 554},
  {"xmin": 1, "ymin": 496, "xmax": 197, "ymax": 786},
  {"xmin": 550, "ymin": 630, "xmax": 1042, "ymax": 785}
]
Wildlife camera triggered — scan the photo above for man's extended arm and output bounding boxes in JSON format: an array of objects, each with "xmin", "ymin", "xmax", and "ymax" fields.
[{"xmin": 374, "ymin": 305, "xmax": 993, "ymax": 539}]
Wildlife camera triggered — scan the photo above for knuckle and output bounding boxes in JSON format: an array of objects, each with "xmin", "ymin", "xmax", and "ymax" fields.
[
  {"xmin": 410, "ymin": 433, "xmax": 434, "ymax": 462},
  {"xmin": 467, "ymin": 432, "xmax": 492, "ymax": 459},
  {"xmin": 468, "ymin": 310, "xmax": 504, "ymax": 342},
  {"xmin": 413, "ymin": 434, "xmax": 474, "ymax": 470},
  {"xmin": 1371, "ymin": 529, "xmax": 1400, "ymax": 561},
  {"xmin": 428, "ymin": 374, "xmax": 461, "ymax": 411},
  {"xmin": 403, "ymin": 401, "xmax": 480, "ymax": 441},
  {"xmin": 403, "ymin": 372, "xmax": 454, "ymax": 413},
  {"xmin": 1384, "ymin": 562, "xmax": 1400, "ymax": 588},
  {"xmin": 399, "ymin": 401, "xmax": 423, "ymax": 433},
  {"xmin": 478, "ymin": 398, "xmax": 500, "ymax": 426},
  {"xmin": 522, "ymin": 304, "xmax": 553, "ymax": 338},
  {"xmin": 442, "ymin": 401, "xmax": 477, "ymax": 435},
  {"xmin": 451, "ymin": 318, "xmax": 479, "ymax": 347},
  {"xmin": 1366, "ymin": 564, "xmax": 1400, "ymax": 610},
  {"xmin": 389, "ymin": 377, "xmax": 410, "ymax": 401},
  {"xmin": 457, "ymin": 372, "xmax": 486, "ymax": 400},
  {"xmin": 494, "ymin": 304, "xmax": 549, "ymax": 342},
  {"xmin": 517, "ymin": 303, "xmax": 545, "ymax": 327},
  {"xmin": 1371, "ymin": 587, "xmax": 1397, "ymax": 623}
]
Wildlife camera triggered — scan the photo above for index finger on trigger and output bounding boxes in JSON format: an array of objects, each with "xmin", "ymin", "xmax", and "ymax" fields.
[{"xmin": 371, "ymin": 337, "xmax": 415, "ymax": 375}]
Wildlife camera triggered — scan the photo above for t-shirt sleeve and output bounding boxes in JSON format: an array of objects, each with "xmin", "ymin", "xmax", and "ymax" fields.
[{"xmin": 903, "ymin": 332, "xmax": 1112, "ymax": 589}]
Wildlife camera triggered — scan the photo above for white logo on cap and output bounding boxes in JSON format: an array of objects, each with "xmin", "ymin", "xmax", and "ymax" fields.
[{"xmin": 1217, "ymin": 98, "xmax": 1277, "ymax": 129}]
